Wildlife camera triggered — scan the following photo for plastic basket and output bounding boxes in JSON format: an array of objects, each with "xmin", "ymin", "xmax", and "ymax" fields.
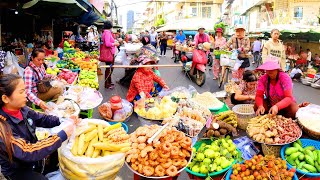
[
  {"xmin": 108, "ymin": 121, "xmax": 129, "ymax": 133},
  {"xmin": 232, "ymin": 104, "xmax": 255, "ymax": 130},
  {"xmin": 281, "ymin": 138, "xmax": 320, "ymax": 177},
  {"xmin": 185, "ymin": 139, "xmax": 240, "ymax": 178},
  {"xmin": 225, "ymin": 165, "xmax": 299, "ymax": 180}
]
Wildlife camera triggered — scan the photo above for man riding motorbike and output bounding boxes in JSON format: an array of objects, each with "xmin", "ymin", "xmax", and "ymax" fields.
[{"xmin": 173, "ymin": 30, "xmax": 186, "ymax": 62}]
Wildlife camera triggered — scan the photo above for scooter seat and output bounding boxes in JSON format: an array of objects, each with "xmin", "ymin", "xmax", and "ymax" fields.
[{"xmin": 186, "ymin": 52, "xmax": 193, "ymax": 59}]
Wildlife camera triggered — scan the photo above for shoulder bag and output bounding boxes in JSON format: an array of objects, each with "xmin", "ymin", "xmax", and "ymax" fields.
[{"xmin": 30, "ymin": 66, "xmax": 52, "ymax": 93}]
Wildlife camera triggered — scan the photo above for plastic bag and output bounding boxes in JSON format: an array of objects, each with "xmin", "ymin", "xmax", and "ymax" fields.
[
  {"xmin": 113, "ymin": 109, "xmax": 127, "ymax": 121},
  {"xmin": 233, "ymin": 59, "xmax": 243, "ymax": 71},
  {"xmin": 3, "ymin": 52, "xmax": 24, "ymax": 76},
  {"xmin": 158, "ymin": 85, "xmax": 197, "ymax": 99},
  {"xmin": 122, "ymin": 99, "xmax": 133, "ymax": 115},
  {"xmin": 115, "ymin": 48, "xmax": 125, "ymax": 64},
  {"xmin": 220, "ymin": 54, "xmax": 231, "ymax": 66},
  {"xmin": 46, "ymin": 170, "xmax": 64, "ymax": 180},
  {"xmin": 59, "ymin": 119, "xmax": 125, "ymax": 179},
  {"xmin": 233, "ymin": 136, "xmax": 259, "ymax": 160}
]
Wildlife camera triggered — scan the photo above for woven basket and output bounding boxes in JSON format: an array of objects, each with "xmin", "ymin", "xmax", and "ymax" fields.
[
  {"xmin": 232, "ymin": 104, "xmax": 255, "ymax": 130},
  {"xmin": 262, "ymin": 144, "xmax": 282, "ymax": 157},
  {"xmin": 298, "ymin": 120, "xmax": 320, "ymax": 140}
]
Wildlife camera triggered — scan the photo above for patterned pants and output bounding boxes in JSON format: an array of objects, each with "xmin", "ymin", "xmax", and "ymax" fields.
[{"xmin": 213, "ymin": 59, "xmax": 221, "ymax": 79}]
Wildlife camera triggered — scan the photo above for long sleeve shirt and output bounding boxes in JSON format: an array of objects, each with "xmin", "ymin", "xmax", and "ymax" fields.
[
  {"xmin": 255, "ymin": 72, "xmax": 295, "ymax": 110},
  {"xmin": 194, "ymin": 33, "xmax": 210, "ymax": 47},
  {"xmin": 24, "ymin": 62, "xmax": 52, "ymax": 106},
  {"xmin": 126, "ymin": 68, "xmax": 167, "ymax": 102},
  {"xmin": 224, "ymin": 36, "xmax": 250, "ymax": 57},
  {"xmin": 0, "ymin": 107, "xmax": 66, "ymax": 176}
]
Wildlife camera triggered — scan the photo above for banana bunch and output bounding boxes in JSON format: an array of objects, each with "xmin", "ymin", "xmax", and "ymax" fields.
[
  {"xmin": 59, "ymin": 153, "xmax": 124, "ymax": 180},
  {"xmin": 214, "ymin": 110, "xmax": 238, "ymax": 127},
  {"xmin": 71, "ymin": 123, "xmax": 131, "ymax": 158}
]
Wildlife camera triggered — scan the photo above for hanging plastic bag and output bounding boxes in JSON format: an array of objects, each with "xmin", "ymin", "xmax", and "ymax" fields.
[
  {"xmin": 233, "ymin": 59, "xmax": 243, "ymax": 71},
  {"xmin": 220, "ymin": 54, "xmax": 231, "ymax": 66},
  {"xmin": 59, "ymin": 119, "xmax": 125, "ymax": 179},
  {"xmin": 115, "ymin": 47, "xmax": 126, "ymax": 64}
]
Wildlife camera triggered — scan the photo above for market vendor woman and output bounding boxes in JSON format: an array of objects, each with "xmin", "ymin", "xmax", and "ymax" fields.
[
  {"xmin": 0, "ymin": 74, "xmax": 77, "ymax": 180},
  {"xmin": 24, "ymin": 48, "xmax": 63, "ymax": 111},
  {"xmin": 255, "ymin": 61, "xmax": 299, "ymax": 119},
  {"xmin": 231, "ymin": 70, "xmax": 257, "ymax": 105},
  {"xmin": 126, "ymin": 35, "xmax": 169, "ymax": 102}
]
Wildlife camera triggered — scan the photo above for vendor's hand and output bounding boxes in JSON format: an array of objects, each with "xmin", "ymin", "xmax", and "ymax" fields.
[
  {"xmin": 63, "ymin": 123, "xmax": 75, "ymax": 137},
  {"xmin": 163, "ymin": 85, "xmax": 169, "ymax": 91},
  {"xmin": 249, "ymin": 95, "xmax": 255, "ymax": 101},
  {"xmin": 299, "ymin": 102, "xmax": 310, "ymax": 108},
  {"xmin": 139, "ymin": 92, "xmax": 146, "ymax": 99},
  {"xmin": 70, "ymin": 116, "xmax": 81, "ymax": 125},
  {"xmin": 39, "ymin": 101, "xmax": 49, "ymax": 111},
  {"xmin": 256, "ymin": 106, "xmax": 265, "ymax": 116},
  {"xmin": 114, "ymin": 42, "xmax": 120, "ymax": 47},
  {"xmin": 269, "ymin": 105, "xmax": 279, "ymax": 116}
]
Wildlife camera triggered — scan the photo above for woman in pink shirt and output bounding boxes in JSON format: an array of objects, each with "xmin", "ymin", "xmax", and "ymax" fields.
[
  {"xmin": 213, "ymin": 28, "xmax": 227, "ymax": 79},
  {"xmin": 100, "ymin": 20, "xmax": 120, "ymax": 89},
  {"xmin": 194, "ymin": 27, "xmax": 210, "ymax": 47},
  {"xmin": 255, "ymin": 61, "xmax": 299, "ymax": 119}
]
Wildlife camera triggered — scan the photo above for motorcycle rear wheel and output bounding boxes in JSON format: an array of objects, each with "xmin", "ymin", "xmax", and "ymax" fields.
[{"xmin": 195, "ymin": 70, "xmax": 206, "ymax": 86}]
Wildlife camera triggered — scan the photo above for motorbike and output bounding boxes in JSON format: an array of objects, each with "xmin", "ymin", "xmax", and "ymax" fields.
[
  {"xmin": 174, "ymin": 48, "xmax": 181, "ymax": 63},
  {"xmin": 181, "ymin": 46, "xmax": 208, "ymax": 86}
]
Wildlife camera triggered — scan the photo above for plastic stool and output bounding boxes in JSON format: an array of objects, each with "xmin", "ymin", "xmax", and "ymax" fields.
[{"xmin": 80, "ymin": 109, "xmax": 93, "ymax": 118}]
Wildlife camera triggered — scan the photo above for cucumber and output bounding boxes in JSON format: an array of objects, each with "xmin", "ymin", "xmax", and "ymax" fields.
[
  {"xmin": 301, "ymin": 168, "xmax": 309, "ymax": 173},
  {"xmin": 304, "ymin": 146, "xmax": 316, "ymax": 151},
  {"xmin": 295, "ymin": 159, "xmax": 301, "ymax": 166},
  {"xmin": 306, "ymin": 155, "xmax": 315, "ymax": 166},
  {"xmin": 293, "ymin": 142, "xmax": 304, "ymax": 152},
  {"xmin": 314, "ymin": 151, "xmax": 318, "ymax": 160},
  {"xmin": 305, "ymin": 150, "xmax": 315, "ymax": 160},
  {"xmin": 303, "ymin": 164, "xmax": 317, "ymax": 173},
  {"xmin": 296, "ymin": 139, "xmax": 302, "ymax": 147},
  {"xmin": 299, "ymin": 154, "xmax": 305, "ymax": 161},
  {"xmin": 317, "ymin": 150, "xmax": 320, "ymax": 164},
  {"xmin": 289, "ymin": 152, "xmax": 302, "ymax": 160},
  {"xmin": 315, "ymin": 162, "xmax": 320, "ymax": 172},
  {"xmin": 286, "ymin": 156, "xmax": 296, "ymax": 166},
  {"xmin": 298, "ymin": 161, "xmax": 306, "ymax": 169},
  {"xmin": 285, "ymin": 147, "xmax": 299, "ymax": 155}
]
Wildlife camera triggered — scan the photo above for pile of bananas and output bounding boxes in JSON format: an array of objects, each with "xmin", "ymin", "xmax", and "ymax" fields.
[
  {"xmin": 71, "ymin": 123, "xmax": 130, "ymax": 158},
  {"xmin": 213, "ymin": 110, "xmax": 238, "ymax": 127},
  {"xmin": 59, "ymin": 122, "xmax": 128, "ymax": 179}
]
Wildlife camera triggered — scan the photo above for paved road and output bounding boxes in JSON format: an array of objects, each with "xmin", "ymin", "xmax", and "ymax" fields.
[{"xmin": 94, "ymin": 49, "xmax": 320, "ymax": 180}]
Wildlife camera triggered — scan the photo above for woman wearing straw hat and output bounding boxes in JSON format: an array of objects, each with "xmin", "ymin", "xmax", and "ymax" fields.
[
  {"xmin": 255, "ymin": 60, "xmax": 299, "ymax": 119},
  {"xmin": 126, "ymin": 35, "xmax": 169, "ymax": 102}
]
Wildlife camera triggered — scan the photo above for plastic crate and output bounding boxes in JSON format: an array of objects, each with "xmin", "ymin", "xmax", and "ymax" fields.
[{"xmin": 281, "ymin": 138, "xmax": 320, "ymax": 177}]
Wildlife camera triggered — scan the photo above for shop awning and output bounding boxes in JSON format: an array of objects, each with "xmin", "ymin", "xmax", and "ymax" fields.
[
  {"xmin": 22, "ymin": 0, "xmax": 88, "ymax": 17},
  {"xmin": 77, "ymin": 0, "xmax": 103, "ymax": 26},
  {"xmin": 156, "ymin": 18, "xmax": 215, "ymax": 32}
]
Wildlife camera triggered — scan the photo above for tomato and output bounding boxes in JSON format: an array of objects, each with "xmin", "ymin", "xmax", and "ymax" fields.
[
  {"xmin": 253, "ymin": 171, "xmax": 259, "ymax": 177},
  {"xmin": 268, "ymin": 161, "xmax": 274, "ymax": 168},
  {"xmin": 288, "ymin": 171, "xmax": 295, "ymax": 177},
  {"xmin": 241, "ymin": 165, "xmax": 246, "ymax": 172},
  {"xmin": 245, "ymin": 169, "xmax": 251, "ymax": 176},
  {"xmin": 289, "ymin": 168, "xmax": 296, "ymax": 173}
]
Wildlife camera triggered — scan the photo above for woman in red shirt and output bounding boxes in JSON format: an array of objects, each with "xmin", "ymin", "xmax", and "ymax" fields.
[{"xmin": 126, "ymin": 35, "xmax": 169, "ymax": 102}]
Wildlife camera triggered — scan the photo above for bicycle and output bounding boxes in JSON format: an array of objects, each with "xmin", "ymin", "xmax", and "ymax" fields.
[
  {"xmin": 255, "ymin": 52, "xmax": 262, "ymax": 67},
  {"xmin": 218, "ymin": 65, "xmax": 232, "ymax": 88}
]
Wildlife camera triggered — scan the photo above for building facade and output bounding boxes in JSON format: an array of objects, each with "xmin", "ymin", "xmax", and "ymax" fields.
[{"xmin": 140, "ymin": 0, "xmax": 223, "ymax": 32}]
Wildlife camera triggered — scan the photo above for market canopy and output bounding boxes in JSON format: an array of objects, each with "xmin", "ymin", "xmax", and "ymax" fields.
[
  {"xmin": 22, "ymin": 0, "xmax": 87, "ymax": 17},
  {"xmin": 156, "ymin": 18, "xmax": 214, "ymax": 32}
]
